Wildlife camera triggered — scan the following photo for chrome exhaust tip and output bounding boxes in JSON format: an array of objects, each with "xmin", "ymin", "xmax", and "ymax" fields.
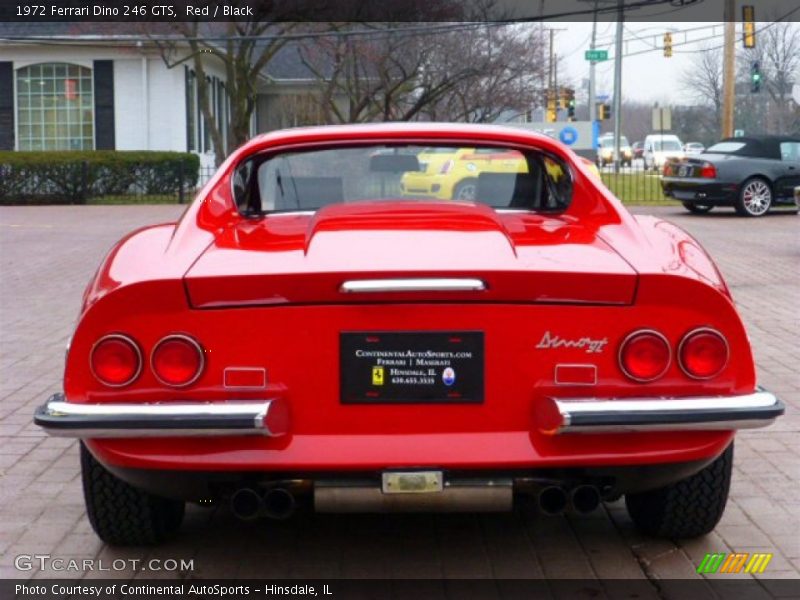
[
  {"xmin": 570, "ymin": 485, "xmax": 601, "ymax": 514},
  {"xmin": 263, "ymin": 488, "xmax": 296, "ymax": 520},
  {"xmin": 538, "ymin": 486, "xmax": 567, "ymax": 516},
  {"xmin": 230, "ymin": 487, "xmax": 263, "ymax": 521}
]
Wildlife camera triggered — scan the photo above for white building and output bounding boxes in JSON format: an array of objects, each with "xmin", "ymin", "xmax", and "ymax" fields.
[{"xmin": 0, "ymin": 25, "xmax": 337, "ymax": 169}]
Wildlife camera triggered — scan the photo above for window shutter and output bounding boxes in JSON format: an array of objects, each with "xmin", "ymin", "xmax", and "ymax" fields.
[
  {"xmin": 0, "ymin": 62, "xmax": 13, "ymax": 150},
  {"xmin": 93, "ymin": 60, "xmax": 115, "ymax": 150}
]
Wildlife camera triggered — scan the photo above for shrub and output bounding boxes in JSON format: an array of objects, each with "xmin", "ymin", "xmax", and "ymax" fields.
[{"xmin": 0, "ymin": 151, "xmax": 200, "ymax": 205}]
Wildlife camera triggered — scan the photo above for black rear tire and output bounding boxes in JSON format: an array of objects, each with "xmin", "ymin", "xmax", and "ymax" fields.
[
  {"xmin": 682, "ymin": 201, "xmax": 713, "ymax": 214},
  {"xmin": 625, "ymin": 443, "xmax": 733, "ymax": 539},
  {"xmin": 81, "ymin": 442, "xmax": 184, "ymax": 545}
]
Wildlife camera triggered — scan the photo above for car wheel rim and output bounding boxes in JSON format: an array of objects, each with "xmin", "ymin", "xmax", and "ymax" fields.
[
  {"xmin": 742, "ymin": 181, "xmax": 771, "ymax": 215},
  {"xmin": 456, "ymin": 184, "xmax": 476, "ymax": 200}
]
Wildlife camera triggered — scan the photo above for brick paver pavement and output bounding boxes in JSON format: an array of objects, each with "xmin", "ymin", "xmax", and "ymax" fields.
[{"xmin": 0, "ymin": 205, "xmax": 797, "ymax": 592}]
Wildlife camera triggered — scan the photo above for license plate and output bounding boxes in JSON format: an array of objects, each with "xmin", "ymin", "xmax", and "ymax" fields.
[
  {"xmin": 678, "ymin": 165, "xmax": 691, "ymax": 177},
  {"xmin": 382, "ymin": 471, "xmax": 443, "ymax": 494},
  {"xmin": 340, "ymin": 331, "xmax": 484, "ymax": 404}
]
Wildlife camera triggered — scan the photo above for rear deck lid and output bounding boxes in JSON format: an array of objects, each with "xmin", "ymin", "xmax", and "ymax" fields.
[{"xmin": 184, "ymin": 202, "xmax": 637, "ymax": 307}]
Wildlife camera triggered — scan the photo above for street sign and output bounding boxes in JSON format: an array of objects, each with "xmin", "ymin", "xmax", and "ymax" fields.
[
  {"xmin": 652, "ymin": 107, "xmax": 672, "ymax": 131},
  {"xmin": 585, "ymin": 50, "xmax": 609, "ymax": 61}
]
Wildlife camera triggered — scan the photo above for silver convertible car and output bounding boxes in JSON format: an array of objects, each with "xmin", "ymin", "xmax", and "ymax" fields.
[{"xmin": 661, "ymin": 136, "xmax": 800, "ymax": 217}]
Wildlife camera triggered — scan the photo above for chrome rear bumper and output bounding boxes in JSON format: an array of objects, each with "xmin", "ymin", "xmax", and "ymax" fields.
[
  {"xmin": 547, "ymin": 389, "xmax": 783, "ymax": 434},
  {"xmin": 34, "ymin": 394, "xmax": 289, "ymax": 438}
]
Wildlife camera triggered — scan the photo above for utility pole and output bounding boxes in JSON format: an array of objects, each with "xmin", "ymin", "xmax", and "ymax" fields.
[
  {"xmin": 721, "ymin": 0, "xmax": 736, "ymax": 137},
  {"xmin": 589, "ymin": 0, "xmax": 599, "ymax": 125},
  {"xmin": 554, "ymin": 52, "xmax": 559, "ymax": 110},
  {"xmin": 612, "ymin": 0, "xmax": 624, "ymax": 172},
  {"xmin": 545, "ymin": 27, "xmax": 567, "ymax": 121}
]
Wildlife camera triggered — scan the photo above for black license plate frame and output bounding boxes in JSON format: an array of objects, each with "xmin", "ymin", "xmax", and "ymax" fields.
[{"xmin": 340, "ymin": 331, "xmax": 484, "ymax": 404}]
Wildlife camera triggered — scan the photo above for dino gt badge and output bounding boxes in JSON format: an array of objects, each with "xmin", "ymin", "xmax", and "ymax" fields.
[{"xmin": 536, "ymin": 330, "xmax": 609, "ymax": 354}]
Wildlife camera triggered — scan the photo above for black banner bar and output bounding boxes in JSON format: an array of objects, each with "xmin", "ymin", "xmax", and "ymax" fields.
[{"xmin": 0, "ymin": 0, "xmax": 798, "ymax": 23}]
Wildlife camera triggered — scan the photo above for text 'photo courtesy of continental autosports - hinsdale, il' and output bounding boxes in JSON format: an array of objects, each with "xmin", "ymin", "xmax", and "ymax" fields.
[{"xmin": 31, "ymin": 122, "xmax": 785, "ymax": 546}]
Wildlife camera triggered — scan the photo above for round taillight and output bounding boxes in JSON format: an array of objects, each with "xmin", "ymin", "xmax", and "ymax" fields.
[
  {"xmin": 619, "ymin": 330, "xmax": 671, "ymax": 382},
  {"xmin": 90, "ymin": 334, "xmax": 142, "ymax": 387},
  {"xmin": 151, "ymin": 335, "xmax": 204, "ymax": 387},
  {"xmin": 679, "ymin": 328, "xmax": 729, "ymax": 379}
]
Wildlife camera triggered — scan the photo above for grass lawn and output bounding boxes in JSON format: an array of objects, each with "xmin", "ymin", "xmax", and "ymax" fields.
[
  {"xmin": 600, "ymin": 172, "xmax": 673, "ymax": 206},
  {"xmin": 16, "ymin": 174, "xmax": 675, "ymax": 208}
]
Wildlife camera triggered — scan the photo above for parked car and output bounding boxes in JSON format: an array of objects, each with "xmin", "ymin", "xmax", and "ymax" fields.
[
  {"xmin": 34, "ymin": 123, "xmax": 783, "ymax": 545},
  {"xmin": 400, "ymin": 147, "xmax": 526, "ymax": 200},
  {"xmin": 684, "ymin": 142, "xmax": 706, "ymax": 155},
  {"xmin": 632, "ymin": 141, "xmax": 644, "ymax": 159},
  {"xmin": 597, "ymin": 135, "xmax": 633, "ymax": 167},
  {"xmin": 795, "ymin": 185, "xmax": 800, "ymax": 208},
  {"xmin": 662, "ymin": 135, "xmax": 800, "ymax": 216},
  {"xmin": 643, "ymin": 134, "xmax": 684, "ymax": 171}
]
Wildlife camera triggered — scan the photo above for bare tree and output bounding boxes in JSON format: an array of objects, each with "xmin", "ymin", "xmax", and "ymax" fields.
[
  {"xmin": 750, "ymin": 21, "xmax": 799, "ymax": 132},
  {"xmin": 680, "ymin": 45, "xmax": 724, "ymax": 118},
  {"xmin": 151, "ymin": 4, "xmax": 304, "ymax": 165},
  {"xmin": 421, "ymin": 25, "xmax": 548, "ymax": 123},
  {"xmin": 297, "ymin": 23, "xmax": 547, "ymax": 125},
  {"xmin": 734, "ymin": 20, "xmax": 800, "ymax": 134}
]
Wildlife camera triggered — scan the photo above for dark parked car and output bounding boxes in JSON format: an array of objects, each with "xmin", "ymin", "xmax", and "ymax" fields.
[
  {"xmin": 632, "ymin": 141, "xmax": 644, "ymax": 159},
  {"xmin": 661, "ymin": 136, "xmax": 800, "ymax": 216}
]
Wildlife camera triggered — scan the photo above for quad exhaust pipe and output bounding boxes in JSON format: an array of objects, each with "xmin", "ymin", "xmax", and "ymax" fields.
[
  {"xmin": 231, "ymin": 482, "xmax": 600, "ymax": 519},
  {"xmin": 570, "ymin": 485, "xmax": 601, "ymax": 514},
  {"xmin": 538, "ymin": 486, "xmax": 568, "ymax": 516},
  {"xmin": 538, "ymin": 485, "xmax": 601, "ymax": 516},
  {"xmin": 230, "ymin": 486, "xmax": 296, "ymax": 521}
]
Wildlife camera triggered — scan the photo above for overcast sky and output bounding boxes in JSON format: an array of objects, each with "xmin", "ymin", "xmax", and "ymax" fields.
[{"xmin": 557, "ymin": 21, "xmax": 722, "ymax": 105}]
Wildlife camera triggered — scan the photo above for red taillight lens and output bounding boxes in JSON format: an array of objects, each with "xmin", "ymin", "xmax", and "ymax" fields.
[
  {"xmin": 619, "ymin": 330, "xmax": 671, "ymax": 382},
  {"xmin": 439, "ymin": 159, "xmax": 454, "ymax": 174},
  {"xmin": 679, "ymin": 329, "xmax": 728, "ymax": 379},
  {"xmin": 699, "ymin": 162, "xmax": 717, "ymax": 179},
  {"xmin": 662, "ymin": 162, "xmax": 674, "ymax": 176},
  {"xmin": 151, "ymin": 335, "xmax": 204, "ymax": 387},
  {"xmin": 90, "ymin": 335, "xmax": 141, "ymax": 387}
]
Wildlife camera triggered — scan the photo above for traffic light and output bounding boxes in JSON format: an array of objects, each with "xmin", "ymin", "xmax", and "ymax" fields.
[
  {"xmin": 751, "ymin": 60, "xmax": 761, "ymax": 93},
  {"xmin": 663, "ymin": 32, "xmax": 672, "ymax": 57},
  {"xmin": 565, "ymin": 88, "xmax": 576, "ymax": 121},
  {"xmin": 545, "ymin": 89, "xmax": 557, "ymax": 123},
  {"xmin": 597, "ymin": 103, "xmax": 610, "ymax": 121},
  {"xmin": 743, "ymin": 5, "xmax": 756, "ymax": 48}
]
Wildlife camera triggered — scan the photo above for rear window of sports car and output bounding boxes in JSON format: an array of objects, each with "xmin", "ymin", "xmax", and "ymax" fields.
[{"xmin": 232, "ymin": 144, "xmax": 572, "ymax": 215}]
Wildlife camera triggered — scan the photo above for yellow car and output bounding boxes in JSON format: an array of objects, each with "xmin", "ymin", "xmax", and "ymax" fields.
[{"xmin": 400, "ymin": 147, "xmax": 527, "ymax": 200}]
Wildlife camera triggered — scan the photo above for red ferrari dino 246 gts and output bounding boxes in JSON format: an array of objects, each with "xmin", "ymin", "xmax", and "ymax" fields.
[{"xmin": 35, "ymin": 124, "xmax": 783, "ymax": 545}]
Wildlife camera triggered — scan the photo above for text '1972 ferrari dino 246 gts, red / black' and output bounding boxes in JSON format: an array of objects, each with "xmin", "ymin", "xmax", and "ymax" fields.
[{"xmin": 34, "ymin": 123, "xmax": 783, "ymax": 545}]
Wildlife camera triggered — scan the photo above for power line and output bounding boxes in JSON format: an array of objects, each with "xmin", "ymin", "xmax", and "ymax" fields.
[
  {"xmin": 607, "ymin": 7, "xmax": 800, "ymax": 59},
  {"xmin": 0, "ymin": 0, "xmax": 684, "ymax": 45}
]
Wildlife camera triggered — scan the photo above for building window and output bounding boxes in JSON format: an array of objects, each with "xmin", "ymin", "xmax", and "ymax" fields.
[
  {"xmin": 185, "ymin": 68, "xmax": 229, "ymax": 155},
  {"xmin": 185, "ymin": 67, "xmax": 196, "ymax": 152},
  {"xmin": 16, "ymin": 62, "xmax": 94, "ymax": 150}
]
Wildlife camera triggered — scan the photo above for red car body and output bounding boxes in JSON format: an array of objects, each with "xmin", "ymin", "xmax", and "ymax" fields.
[{"xmin": 35, "ymin": 124, "xmax": 782, "ymax": 543}]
